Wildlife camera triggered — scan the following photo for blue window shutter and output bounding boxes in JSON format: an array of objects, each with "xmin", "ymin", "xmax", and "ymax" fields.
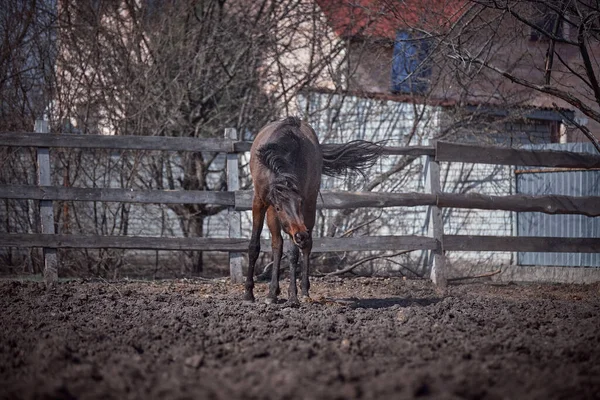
[
  {"xmin": 391, "ymin": 31, "xmax": 430, "ymax": 94},
  {"xmin": 391, "ymin": 31, "xmax": 413, "ymax": 93}
]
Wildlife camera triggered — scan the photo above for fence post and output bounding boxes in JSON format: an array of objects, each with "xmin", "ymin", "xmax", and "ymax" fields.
[
  {"xmin": 226, "ymin": 128, "xmax": 243, "ymax": 284},
  {"xmin": 35, "ymin": 119, "xmax": 58, "ymax": 287},
  {"xmin": 426, "ymin": 148, "xmax": 447, "ymax": 288}
]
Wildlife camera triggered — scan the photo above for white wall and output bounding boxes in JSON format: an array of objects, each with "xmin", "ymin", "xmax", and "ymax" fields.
[{"xmin": 298, "ymin": 91, "xmax": 516, "ymax": 267}]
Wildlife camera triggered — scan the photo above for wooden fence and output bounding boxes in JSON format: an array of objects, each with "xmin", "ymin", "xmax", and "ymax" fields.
[{"xmin": 1, "ymin": 121, "xmax": 600, "ymax": 287}]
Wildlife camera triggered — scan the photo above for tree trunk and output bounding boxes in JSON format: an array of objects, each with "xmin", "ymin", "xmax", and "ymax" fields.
[{"xmin": 191, "ymin": 214, "xmax": 204, "ymax": 275}]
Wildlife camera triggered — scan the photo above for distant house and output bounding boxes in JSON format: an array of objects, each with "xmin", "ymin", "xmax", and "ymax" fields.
[
  {"xmin": 285, "ymin": 0, "xmax": 598, "ymax": 270},
  {"xmin": 310, "ymin": 0, "xmax": 585, "ymax": 143}
]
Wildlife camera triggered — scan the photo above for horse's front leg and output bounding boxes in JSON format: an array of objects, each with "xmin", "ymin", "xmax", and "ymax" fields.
[
  {"xmin": 300, "ymin": 238, "xmax": 313, "ymax": 300},
  {"xmin": 266, "ymin": 207, "xmax": 283, "ymax": 304},
  {"xmin": 246, "ymin": 199, "xmax": 266, "ymax": 302},
  {"xmin": 288, "ymin": 245, "xmax": 300, "ymax": 305}
]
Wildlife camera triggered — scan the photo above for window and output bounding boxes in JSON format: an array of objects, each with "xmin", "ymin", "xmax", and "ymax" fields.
[{"xmin": 391, "ymin": 31, "xmax": 431, "ymax": 94}]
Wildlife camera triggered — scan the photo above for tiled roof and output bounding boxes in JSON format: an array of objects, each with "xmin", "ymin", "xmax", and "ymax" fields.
[{"xmin": 316, "ymin": 0, "xmax": 468, "ymax": 40}]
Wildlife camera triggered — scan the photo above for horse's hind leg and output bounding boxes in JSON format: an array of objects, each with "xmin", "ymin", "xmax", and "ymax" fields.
[
  {"xmin": 288, "ymin": 245, "xmax": 300, "ymax": 305},
  {"xmin": 246, "ymin": 200, "xmax": 266, "ymax": 302},
  {"xmin": 266, "ymin": 207, "xmax": 283, "ymax": 304}
]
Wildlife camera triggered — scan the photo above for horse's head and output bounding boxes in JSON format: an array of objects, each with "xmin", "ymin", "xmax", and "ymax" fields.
[{"xmin": 268, "ymin": 177, "xmax": 310, "ymax": 249}]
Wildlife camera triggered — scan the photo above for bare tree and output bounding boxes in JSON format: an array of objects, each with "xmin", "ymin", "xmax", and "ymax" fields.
[
  {"xmin": 421, "ymin": 0, "xmax": 600, "ymax": 150},
  {"xmin": 0, "ymin": 0, "xmax": 58, "ymax": 272},
  {"xmin": 1, "ymin": 0, "xmax": 357, "ymax": 276}
]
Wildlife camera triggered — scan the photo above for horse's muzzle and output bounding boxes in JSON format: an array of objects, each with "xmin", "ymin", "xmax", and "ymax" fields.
[{"xmin": 293, "ymin": 231, "xmax": 310, "ymax": 249}]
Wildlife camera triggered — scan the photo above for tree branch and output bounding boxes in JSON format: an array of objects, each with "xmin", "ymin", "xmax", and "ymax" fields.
[
  {"xmin": 460, "ymin": 54, "xmax": 600, "ymax": 123},
  {"xmin": 319, "ymin": 251, "xmax": 412, "ymax": 277},
  {"xmin": 576, "ymin": 11, "xmax": 600, "ymax": 106}
]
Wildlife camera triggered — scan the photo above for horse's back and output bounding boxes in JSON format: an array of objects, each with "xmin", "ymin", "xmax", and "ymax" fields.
[
  {"xmin": 251, "ymin": 117, "xmax": 319, "ymax": 151},
  {"xmin": 251, "ymin": 117, "xmax": 321, "ymax": 169},
  {"xmin": 250, "ymin": 117, "xmax": 322, "ymax": 199}
]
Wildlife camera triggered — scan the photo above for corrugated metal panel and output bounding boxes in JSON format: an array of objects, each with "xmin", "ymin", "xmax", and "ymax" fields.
[{"xmin": 517, "ymin": 143, "xmax": 600, "ymax": 267}]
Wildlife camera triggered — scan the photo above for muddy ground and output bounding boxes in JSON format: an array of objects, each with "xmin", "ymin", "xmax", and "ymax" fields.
[{"xmin": 1, "ymin": 277, "xmax": 599, "ymax": 400}]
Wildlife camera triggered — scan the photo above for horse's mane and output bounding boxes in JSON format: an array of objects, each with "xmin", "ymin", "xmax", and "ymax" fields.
[{"xmin": 257, "ymin": 117, "xmax": 303, "ymax": 204}]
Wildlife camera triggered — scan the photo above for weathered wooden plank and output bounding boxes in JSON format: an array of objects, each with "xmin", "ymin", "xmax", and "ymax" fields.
[
  {"xmin": 436, "ymin": 141, "xmax": 600, "ymax": 168},
  {"xmin": 321, "ymin": 191, "xmax": 436, "ymax": 209},
  {"xmin": 444, "ymin": 235, "xmax": 600, "ymax": 253},
  {"xmin": 425, "ymin": 154, "xmax": 446, "ymax": 287},
  {"xmin": 0, "ymin": 233, "xmax": 436, "ymax": 253},
  {"xmin": 0, "ymin": 185, "xmax": 235, "ymax": 205},
  {"xmin": 226, "ymin": 128, "xmax": 243, "ymax": 284},
  {"xmin": 0, "ymin": 132, "xmax": 236, "ymax": 153},
  {"xmin": 0, "ymin": 132, "xmax": 434, "ymax": 157},
  {"xmin": 4, "ymin": 184, "xmax": 598, "ymax": 217},
  {"xmin": 234, "ymin": 190, "xmax": 436, "ymax": 211},
  {"xmin": 438, "ymin": 192, "xmax": 600, "ymax": 217},
  {"xmin": 2, "ymin": 185, "xmax": 434, "ymax": 210},
  {"xmin": 0, "ymin": 233, "xmax": 250, "ymax": 251},
  {"xmin": 235, "ymin": 191, "xmax": 254, "ymax": 211},
  {"xmin": 233, "ymin": 141, "xmax": 252, "ymax": 152},
  {"xmin": 35, "ymin": 120, "xmax": 58, "ymax": 286},
  {"xmin": 311, "ymin": 235, "xmax": 436, "ymax": 252},
  {"xmin": 4, "ymin": 232, "xmax": 597, "ymax": 253}
]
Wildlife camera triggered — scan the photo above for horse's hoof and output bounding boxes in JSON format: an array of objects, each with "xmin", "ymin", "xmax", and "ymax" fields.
[
  {"xmin": 300, "ymin": 295, "xmax": 312, "ymax": 303},
  {"xmin": 287, "ymin": 297, "xmax": 300, "ymax": 306},
  {"xmin": 243, "ymin": 294, "xmax": 255, "ymax": 303}
]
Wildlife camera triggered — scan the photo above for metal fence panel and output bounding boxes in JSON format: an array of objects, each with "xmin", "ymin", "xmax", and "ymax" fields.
[{"xmin": 517, "ymin": 143, "xmax": 600, "ymax": 267}]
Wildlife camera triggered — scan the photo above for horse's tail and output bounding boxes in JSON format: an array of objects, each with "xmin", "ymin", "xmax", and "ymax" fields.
[{"xmin": 321, "ymin": 140, "xmax": 384, "ymax": 177}]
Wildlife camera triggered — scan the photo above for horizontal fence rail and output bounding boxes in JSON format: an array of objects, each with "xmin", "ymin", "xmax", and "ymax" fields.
[
  {"xmin": 443, "ymin": 236, "xmax": 600, "ymax": 253},
  {"xmin": 0, "ymin": 132, "xmax": 436, "ymax": 156},
  {"xmin": 0, "ymin": 132, "xmax": 240, "ymax": 153},
  {"xmin": 0, "ymin": 184, "xmax": 236, "ymax": 206},
  {"xmin": 2, "ymin": 185, "xmax": 598, "ymax": 216},
  {"xmin": 2, "ymin": 126, "xmax": 600, "ymax": 287},
  {"xmin": 436, "ymin": 141, "xmax": 600, "ymax": 169},
  {"xmin": 3, "ymin": 132, "xmax": 599, "ymax": 166},
  {"xmin": 436, "ymin": 192, "xmax": 600, "ymax": 217},
  {"xmin": 0, "ymin": 233, "xmax": 437, "ymax": 253},
  {"xmin": 2, "ymin": 233, "xmax": 598, "ymax": 253},
  {"xmin": 234, "ymin": 190, "xmax": 437, "ymax": 211}
]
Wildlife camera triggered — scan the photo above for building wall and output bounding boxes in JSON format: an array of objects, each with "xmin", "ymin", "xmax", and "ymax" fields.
[
  {"xmin": 294, "ymin": 91, "xmax": 569, "ymax": 268},
  {"xmin": 346, "ymin": 39, "xmax": 394, "ymax": 94}
]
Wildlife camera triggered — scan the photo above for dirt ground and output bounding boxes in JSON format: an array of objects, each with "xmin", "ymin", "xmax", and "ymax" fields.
[{"xmin": 1, "ymin": 277, "xmax": 599, "ymax": 400}]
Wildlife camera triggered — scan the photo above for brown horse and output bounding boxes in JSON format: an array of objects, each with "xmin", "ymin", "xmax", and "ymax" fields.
[{"xmin": 246, "ymin": 117, "xmax": 382, "ymax": 304}]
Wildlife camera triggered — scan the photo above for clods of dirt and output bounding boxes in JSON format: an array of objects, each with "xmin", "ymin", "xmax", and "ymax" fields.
[{"xmin": 1, "ymin": 277, "xmax": 599, "ymax": 399}]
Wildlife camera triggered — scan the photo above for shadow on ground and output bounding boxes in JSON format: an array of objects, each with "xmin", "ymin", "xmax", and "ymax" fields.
[{"xmin": 335, "ymin": 297, "xmax": 442, "ymax": 309}]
